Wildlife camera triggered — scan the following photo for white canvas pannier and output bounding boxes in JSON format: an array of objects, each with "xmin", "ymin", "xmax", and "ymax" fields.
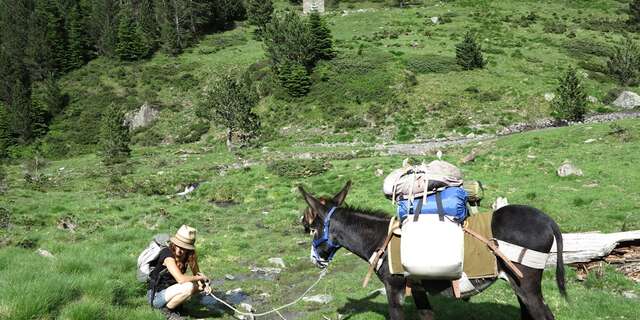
[{"xmin": 400, "ymin": 214, "xmax": 464, "ymax": 279}]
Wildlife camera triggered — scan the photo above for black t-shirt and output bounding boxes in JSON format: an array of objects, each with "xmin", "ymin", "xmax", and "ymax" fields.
[{"xmin": 149, "ymin": 247, "xmax": 186, "ymax": 292}]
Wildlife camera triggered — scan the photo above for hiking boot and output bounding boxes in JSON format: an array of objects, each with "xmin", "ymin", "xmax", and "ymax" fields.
[{"xmin": 160, "ymin": 307, "xmax": 184, "ymax": 320}]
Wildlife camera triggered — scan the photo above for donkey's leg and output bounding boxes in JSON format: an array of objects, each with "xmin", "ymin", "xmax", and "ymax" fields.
[
  {"xmin": 384, "ymin": 276, "xmax": 407, "ymax": 320},
  {"xmin": 506, "ymin": 266, "xmax": 554, "ymax": 320},
  {"xmin": 411, "ymin": 281, "xmax": 435, "ymax": 320}
]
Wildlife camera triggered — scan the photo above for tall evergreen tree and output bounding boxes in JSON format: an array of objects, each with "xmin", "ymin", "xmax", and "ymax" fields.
[
  {"xmin": 99, "ymin": 104, "xmax": 131, "ymax": 165},
  {"xmin": 308, "ymin": 12, "xmax": 335, "ymax": 62},
  {"xmin": 42, "ymin": 0, "xmax": 68, "ymax": 73},
  {"xmin": 116, "ymin": 5, "xmax": 149, "ymax": 60},
  {"xmin": 89, "ymin": 0, "xmax": 119, "ymax": 56},
  {"xmin": 551, "ymin": 68, "xmax": 588, "ymax": 122},
  {"xmin": 455, "ymin": 31, "xmax": 486, "ymax": 70},
  {"xmin": 8, "ymin": 72, "xmax": 35, "ymax": 144},
  {"xmin": 137, "ymin": 0, "xmax": 159, "ymax": 49},
  {"xmin": 65, "ymin": 3, "xmax": 86, "ymax": 70},
  {"xmin": 0, "ymin": 103, "xmax": 10, "ymax": 158},
  {"xmin": 263, "ymin": 11, "xmax": 315, "ymax": 70},
  {"xmin": 246, "ymin": 0, "xmax": 273, "ymax": 38}
]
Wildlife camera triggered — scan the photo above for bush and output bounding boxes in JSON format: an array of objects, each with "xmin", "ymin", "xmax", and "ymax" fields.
[
  {"xmin": 631, "ymin": 0, "xmax": 640, "ymax": 28},
  {"xmin": 175, "ymin": 120, "xmax": 209, "ymax": 144},
  {"xmin": 445, "ymin": 113, "xmax": 469, "ymax": 129},
  {"xmin": 543, "ymin": 21, "xmax": 567, "ymax": 34},
  {"xmin": 564, "ymin": 39, "xmax": 613, "ymax": 58},
  {"xmin": 455, "ymin": 31, "xmax": 486, "ymax": 70},
  {"xmin": 476, "ymin": 91, "xmax": 502, "ymax": 102},
  {"xmin": 267, "ymin": 159, "xmax": 331, "ymax": 178},
  {"xmin": 99, "ymin": 104, "xmax": 131, "ymax": 165},
  {"xmin": 551, "ymin": 68, "xmax": 589, "ymax": 122},
  {"xmin": 606, "ymin": 38, "xmax": 640, "ymax": 86}
]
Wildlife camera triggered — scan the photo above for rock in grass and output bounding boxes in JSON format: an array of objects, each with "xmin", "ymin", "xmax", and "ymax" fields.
[
  {"xmin": 124, "ymin": 102, "xmax": 159, "ymax": 130},
  {"xmin": 544, "ymin": 93, "xmax": 555, "ymax": 102},
  {"xmin": 36, "ymin": 248, "xmax": 55, "ymax": 259},
  {"xmin": 557, "ymin": 162, "xmax": 583, "ymax": 177},
  {"xmin": 225, "ymin": 274, "xmax": 236, "ymax": 280},
  {"xmin": 612, "ymin": 91, "xmax": 640, "ymax": 109},
  {"xmin": 303, "ymin": 294, "xmax": 333, "ymax": 304},
  {"xmin": 622, "ymin": 291, "xmax": 638, "ymax": 299},
  {"xmin": 268, "ymin": 257, "xmax": 286, "ymax": 268},
  {"xmin": 430, "ymin": 16, "xmax": 439, "ymax": 24}
]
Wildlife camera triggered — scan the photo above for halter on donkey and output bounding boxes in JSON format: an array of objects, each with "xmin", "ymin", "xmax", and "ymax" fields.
[{"xmin": 299, "ymin": 181, "xmax": 567, "ymax": 320}]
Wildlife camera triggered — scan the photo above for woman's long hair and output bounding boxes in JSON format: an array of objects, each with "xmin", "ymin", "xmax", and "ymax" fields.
[{"xmin": 169, "ymin": 242, "xmax": 200, "ymax": 275}]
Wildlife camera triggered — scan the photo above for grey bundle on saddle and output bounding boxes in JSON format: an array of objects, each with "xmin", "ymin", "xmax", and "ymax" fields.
[
  {"xmin": 383, "ymin": 160, "xmax": 464, "ymax": 203},
  {"xmin": 136, "ymin": 234, "xmax": 170, "ymax": 282}
]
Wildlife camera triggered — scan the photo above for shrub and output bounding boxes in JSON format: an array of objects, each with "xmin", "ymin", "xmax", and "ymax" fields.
[
  {"xmin": 99, "ymin": 104, "xmax": 131, "ymax": 165},
  {"xmin": 564, "ymin": 39, "xmax": 613, "ymax": 58},
  {"xmin": 267, "ymin": 159, "xmax": 331, "ymax": 178},
  {"xmin": 446, "ymin": 113, "xmax": 469, "ymax": 129},
  {"xmin": 455, "ymin": 31, "xmax": 486, "ymax": 70},
  {"xmin": 551, "ymin": 68, "xmax": 589, "ymax": 122},
  {"xmin": 175, "ymin": 120, "xmax": 209, "ymax": 144},
  {"xmin": 246, "ymin": 0, "xmax": 274, "ymax": 38},
  {"xmin": 606, "ymin": 38, "xmax": 640, "ymax": 86},
  {"xmin": 543, "ymin": 21, "xmax": 567, "ymax": 34},
  {"xmin": 476, "ymin": 91, "xmax": 502, "ymax": 102},
  {"xmin": 631, "ymin": 0, "xmax": 640, "ymax": 28}
]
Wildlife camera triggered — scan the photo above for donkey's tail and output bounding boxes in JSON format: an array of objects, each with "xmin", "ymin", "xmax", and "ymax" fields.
[{"xmin": 550, "ymin": 220, "xmax": 567, "ymax": 298}]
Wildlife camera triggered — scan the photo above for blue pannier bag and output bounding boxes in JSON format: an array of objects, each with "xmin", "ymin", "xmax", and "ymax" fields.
[{"xmin": 397, "ymin": 187, "xmax": 468, "ymax": 221}]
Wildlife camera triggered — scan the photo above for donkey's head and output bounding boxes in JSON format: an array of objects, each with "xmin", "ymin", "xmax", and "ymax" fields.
[{"xmin": 298, "ymin": 181, "xmax": 352, "ymax": 268}]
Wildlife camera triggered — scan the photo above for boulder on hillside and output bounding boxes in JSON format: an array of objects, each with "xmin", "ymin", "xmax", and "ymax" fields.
[
  {"xmin": 124, "ymin": 103, "xmax": 159, "ymax": 131},
  {"xmin": 612, "ymin": 91, "xmax": 640, "ymax": 109},
  {"xmin": 557, "ymin": 162, "xmax": 583, "ymax": 177}
]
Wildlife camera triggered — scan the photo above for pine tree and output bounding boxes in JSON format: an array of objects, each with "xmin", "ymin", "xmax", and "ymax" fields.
[
  {"xmin": 308, "ymin": 12, "xmax": 335, "ymax": 62},
  {"xmin": 42, "ymin": 0, "xmax": 68, "ymax": 73},
  {"xmin": 263, "ymin": 11, "xmax": 315, "ymax": 69},
  {"xmin": 246, "ymin": 0, "xmax": 273, "ymax": 38},
  {"xmin": 0, "ymin": 103, "xmax": 10, "ymax": 159},
  {"xmin": 455, "ymin": 31, "xmax": 486, "ymax": 70},
  {"xmin": 137, "ymin": 0, "xmax": 159, "ymax": 48},
  {"xmin": 196, "ymin": 69, "xmax": 260, "ymax": 149},
  {"xmin": 551, "ymin": 68, "xmax": 588, "ymax": 123},
  {"xmin": 65, "ymin": 4, "xmax": 86, "ymax": 70},
  {"xmin": 630, "ymin": 0, "xmax": 640, "ymax": 27},
  {"xmin": 277, "ymin": 60, "xmax": 312, "ymax": 97},
  {"xmin": 89, "ymin": 0, "xmax": 119, "ymax": 56},
  {"xmin": 116, "ymin": 5, "xmax": 149, "ymax": 61},
  {"xmin": 8, "ymin": 71, "xmax": 34, "ymax": 144},
  {"xmin": 99, "ymin": 104, "xmax": 131, "ymax": 165}
]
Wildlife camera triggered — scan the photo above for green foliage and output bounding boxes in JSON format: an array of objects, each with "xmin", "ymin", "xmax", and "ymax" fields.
[
  {"xmin": 404, "ymin": 54, "xmax": 460, "ymax": 74},
  {"xmin": 115, "ymin": 6, "xmax": 149, "ymax": 61},
  {"xmin": 34, "ymin": 74, "xmax": 66, "ymax": 116},
  {"xmin": 564, "ymin": 38, "xmax": 613, "ymax": 58},
  {"xmin": 631, "ymin": 0, "xmax": 640, "ymax": 27},
  {"xmin": 0, "ymin": 104, "xmax": 10, "ymax": 158},
  {"xmin": 606, "ymin": 38, "xmax": 640, "ymax": 86},
  {"xmin": 264, "ymin": 11, "xmax": 315, "ymax": 70},
  {"xmin": 266, "ymin": 159, "xmax": 331, "ymax": 178},
  {"xmin": 277, "ymin": 60, "xmax": 312, "ymax": 97},
  {"xmin": 308, "ymin": 12, "xmax": 336, "ymax": 62},
  {"xmin": 246, "ymin": 0, "xmax": 274, "ymax": 37},
  {"xmin": 196, "ymin": 69, "xmax": 260, "ymax": 147},
  {"xmin": 99, "ymin": 104, "xmax": 131, "ymax": 165},
  {"xmin": 455, "ymin": 31, "xmax": 486, "ymax": 70},
  {"xmin": 551, "ymin": 68, "xmax": 588, "ymax": 122},
  {"xmin": 65, "ymin": 4, "xmax": 87, "ymax": 70},
  {"xmin": 543, "ymin": 21, "xmax": 567, "ymax": 34}
]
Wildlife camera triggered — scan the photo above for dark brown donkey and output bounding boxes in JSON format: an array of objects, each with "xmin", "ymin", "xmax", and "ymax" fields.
[{"xmin": 299, "ymin": 181, "xmax": 566, "ymax": 320}]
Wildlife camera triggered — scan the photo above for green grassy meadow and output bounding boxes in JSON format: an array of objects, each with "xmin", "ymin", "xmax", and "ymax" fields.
[
  {"xmin": 3, "ymin": 0, "xmax": 640, "ymax": 319},
  {"xmin": 1, "ymin": 118, "xmax": 639, "ymax": 319}
]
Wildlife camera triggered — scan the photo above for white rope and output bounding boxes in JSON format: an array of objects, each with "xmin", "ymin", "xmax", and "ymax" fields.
[{"xmin": 205, "ymin": 269, "xmax": 328, "ymax": 318}]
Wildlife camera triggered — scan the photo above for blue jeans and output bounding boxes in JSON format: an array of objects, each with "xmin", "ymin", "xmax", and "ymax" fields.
[{"xmin": 147, "ymin": 289, "xmax": 168, "ymax": 309}]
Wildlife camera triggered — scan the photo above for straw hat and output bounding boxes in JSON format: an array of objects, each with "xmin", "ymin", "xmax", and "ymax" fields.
[{"xmin": 170, "ymin": 225, "xmax": 197, "ymax": 250}]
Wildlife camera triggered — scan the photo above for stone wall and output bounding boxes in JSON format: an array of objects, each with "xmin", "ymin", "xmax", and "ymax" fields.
[{"xmin": 303, "ymin": 0, "xmax": 325, "ymax": 14}]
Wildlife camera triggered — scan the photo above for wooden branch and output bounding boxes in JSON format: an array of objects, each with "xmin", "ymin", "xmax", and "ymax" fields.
[{"xmin": 545, "ymin": 231, "xmax": 640, "ymax": 267}]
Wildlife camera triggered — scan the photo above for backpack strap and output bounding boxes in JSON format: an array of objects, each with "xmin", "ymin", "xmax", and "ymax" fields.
[{"xmin": 435, "ymin": 190, "xmax": 445, "ymax": 222}]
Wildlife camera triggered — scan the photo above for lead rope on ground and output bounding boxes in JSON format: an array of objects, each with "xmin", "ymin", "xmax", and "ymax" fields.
[{"xmin": 204, "ymin": 268, "xmax": 328, "ymax": 318}]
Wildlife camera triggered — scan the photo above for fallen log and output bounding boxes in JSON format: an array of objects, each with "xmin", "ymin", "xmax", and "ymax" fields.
[{"xmin": 547, "ymin": 230, "xmax": 640, "ymax": 266}]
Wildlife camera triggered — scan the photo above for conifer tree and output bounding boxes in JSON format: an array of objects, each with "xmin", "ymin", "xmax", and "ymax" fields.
[
  {"xmin": 196, "ymin": 69, "xmax": 260, "ymax": 149},
  {"xmin": 8, "ymin": 72, "xmax": 34, "ymax": 144},
  {"xmin": 455, "ymin": 31, "xmax": 486, "ymax": 70},
  {"xmin": 0, "ymin": 103, "xmax": 10, "ymax": 159},
  {"xmin": 89, "ymin": 0, "xmax": 119, "ymax": 56},
  {"xmin": 308, "ymin": 12, "xmax": 335, "ymax": 62},
  {"xmin": 99, "ymin": 104, "xmax": 131, "ymax": 165},
  {"xmin": 551, "ymin": 68, "xmax": 588, "ymax": 122},
  {"xmin": 246, "ymin": 0, "xmax": 273, "ymax": 38},
  {"xmin": 65, "ymin": 4, "xmax": 86, "ymax": 71},
  {"xmin": 263, "ymin": 11, "xmax": 315, "ymax": 69},
  {"xmin": 116, "ymin": 5, "xmax": 149, "ymax": 61},
  {"xmin": 137, "ymin": 0, "xmax": 159, "ymax": 48},
  {"xmin": 42, "ymin": 0, "xmax": 68, "ymax": 73},
  {"xmin": 277, "ymin": 60, "xmax": 312, "ymax": 97}
]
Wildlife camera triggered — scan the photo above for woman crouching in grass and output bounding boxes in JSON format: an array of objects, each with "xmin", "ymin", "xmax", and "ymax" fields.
[{"xmin": 148, "ymin": 225, "xmax": 210, "ymax": 318}]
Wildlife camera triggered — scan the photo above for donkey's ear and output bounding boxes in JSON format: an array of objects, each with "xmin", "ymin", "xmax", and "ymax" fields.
[
  {"xmin": 332, "ymin": 180, "xmax": 352, "ymax": 207},
  {"xmin": 299, "ymin": 185, "xmax": 326, "ymax": 222}
]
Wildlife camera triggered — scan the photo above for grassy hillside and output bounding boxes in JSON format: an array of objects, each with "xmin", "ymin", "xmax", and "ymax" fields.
[
  {"xmin": 1, "ymin": 118, "xmax": 639, "ymax": 319},
  {"xmin": 36, "ymin": 0, "xmax": 639, "ymax": 158}
]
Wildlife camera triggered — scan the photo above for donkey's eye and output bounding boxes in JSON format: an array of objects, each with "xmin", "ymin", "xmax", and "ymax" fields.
[{"xmin": 309, "ymin": 228, "xmax": 318, "ymax": 236}]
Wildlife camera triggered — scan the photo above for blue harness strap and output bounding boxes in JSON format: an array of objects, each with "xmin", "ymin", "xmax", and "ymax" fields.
[{"xmin": 312, "ymin": 207, "xmax": 340, "ymax": 261}]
